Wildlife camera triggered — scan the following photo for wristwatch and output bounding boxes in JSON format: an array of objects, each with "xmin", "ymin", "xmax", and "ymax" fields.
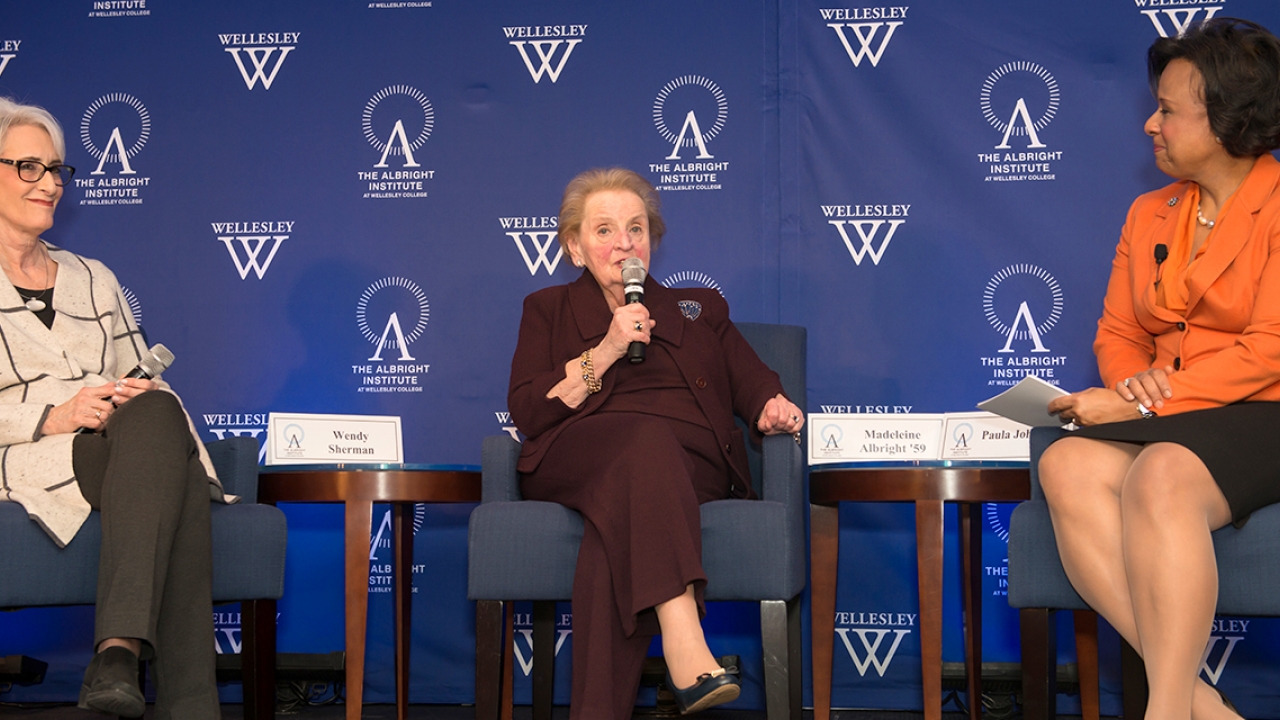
[{"xmin": 1136, "ymin": 402, "xmax": 1157, "ymax": 419}]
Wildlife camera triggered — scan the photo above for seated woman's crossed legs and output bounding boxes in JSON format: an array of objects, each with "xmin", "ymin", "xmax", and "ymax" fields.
[{"xmin": 1039, "ymin": 437, "xmax": 1239, "ymax": 720}]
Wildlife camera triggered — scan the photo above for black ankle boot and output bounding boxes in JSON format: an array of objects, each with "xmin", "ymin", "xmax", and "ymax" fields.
[{"xmin": 78, "ymin": 646, "xmax": 145, "ymax": 718}]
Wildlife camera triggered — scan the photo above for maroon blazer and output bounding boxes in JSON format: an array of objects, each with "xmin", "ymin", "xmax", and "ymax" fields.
[{"xmin": 508, "ymin": 270, "xmax": 786, "ymax": 498}]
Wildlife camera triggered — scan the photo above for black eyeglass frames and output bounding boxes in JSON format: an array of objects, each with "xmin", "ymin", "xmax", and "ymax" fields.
[{"xmin": 0, "ymin": 158, "xmax": 76, "ymax": 186}]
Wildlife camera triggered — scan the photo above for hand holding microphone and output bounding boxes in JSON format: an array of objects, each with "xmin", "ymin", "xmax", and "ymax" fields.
[
  {"xmin": 110, "ymin": 344, "xmax": 174, "ymax": 406},
  {"xmin": 621, "ymin": 258, "xmax": 648, "ymax": 364},
  {"xmin": 60, "ymin": 344, "xmax": 175, "ymax": 435}
]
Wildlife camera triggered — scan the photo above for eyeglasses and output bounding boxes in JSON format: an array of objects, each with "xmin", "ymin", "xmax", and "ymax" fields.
[{"xmin": 0, "ymin": 159, "xmax": 76, "ymax": 187}]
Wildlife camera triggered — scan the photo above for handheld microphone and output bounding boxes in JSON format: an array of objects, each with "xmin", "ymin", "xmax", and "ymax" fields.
[
  {"xmin": 125, "ymin": 343, "xmax": 175, "ymax": 380},
  {"xmin": 78, "ymin": 344, "xmax": 175, "ymax": 433},
  {"xmin": 621, "ymin": 258, "xmax": 646, "ymax": 364}
]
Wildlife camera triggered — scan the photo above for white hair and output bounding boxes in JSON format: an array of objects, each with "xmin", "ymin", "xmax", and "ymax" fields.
[{"xmin": 0, "ymin": 97, "xmax": 66, "ymax": 159}]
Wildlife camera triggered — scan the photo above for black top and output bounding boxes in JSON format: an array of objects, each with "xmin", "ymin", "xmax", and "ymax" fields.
[{"xmin": 14, "ymin": 285, "xmax": 55, "ymax": 329}]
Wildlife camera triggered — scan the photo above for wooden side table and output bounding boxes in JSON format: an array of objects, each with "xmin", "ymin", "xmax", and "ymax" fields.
[
  {"xmin": 259, "ymin": 465, "xmax": 480, "ymax": 720},
  {"xmin": 809, "ymin": 465, "xmax": 1029, "ymax": 720}
]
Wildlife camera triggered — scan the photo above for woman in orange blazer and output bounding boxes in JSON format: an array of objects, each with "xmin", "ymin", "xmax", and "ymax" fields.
[{"xmin": 1041, "ymin": 18, "xmax": 1280, "ymax": 720}]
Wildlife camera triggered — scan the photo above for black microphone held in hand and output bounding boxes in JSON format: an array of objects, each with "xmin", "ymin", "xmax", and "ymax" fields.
[
  {"xmin": 125, "ymin": 343, "xmax": 175, "ymax": 380},
  {"xmin": 621, "ymin": 258, "xmax": 646, "ymax": 364}
]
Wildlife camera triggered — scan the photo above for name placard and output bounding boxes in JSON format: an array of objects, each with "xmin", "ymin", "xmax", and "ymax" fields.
[
  {"xmin": 809, "ymin": 414, "xmax": 944, "ymax": 464},
  {"xmin": 265, "ymin": 412, "xmax": 403, "ymax": 465},
  {"xmin": 940, "ymin": 412, "xmax": 1032, "ymax": 461}
]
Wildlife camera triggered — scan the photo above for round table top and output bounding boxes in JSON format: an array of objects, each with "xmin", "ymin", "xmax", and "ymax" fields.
[
  {"xmin": 810, "ymin": 465, "xmax": 1030, "ymax": 504},
  {"xmin": 259, "ymin": 465, "xmax": 481, "ymax": 503}
]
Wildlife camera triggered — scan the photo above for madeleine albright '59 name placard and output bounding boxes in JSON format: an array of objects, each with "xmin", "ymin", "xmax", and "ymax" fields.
[
  {"xmin": 807, "ymin": 412, "xmax": 1033, "ymax": 464},
  {"xmin": 808, "ymin": 414, "xmax": 945, "ymax": 464}
]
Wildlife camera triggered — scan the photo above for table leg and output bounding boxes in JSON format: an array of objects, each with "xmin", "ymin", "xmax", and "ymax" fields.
[
  {"xmin": 346, "ymin": 499, "xmax": 373, "ymax": 720},
  {"xmin": 393, "ymin": 502, "xmax": 413, "ymax": 720},
  {"xmin": 916, "ymin": 499, "xmax": 944, "ymax": 720},
  {"xmin": 960, "ymin": 502, "xmax": 983, "ymax": 720},
  {"xmin": 810, "ymin": 503, "xmax": 839, "ymax": 720}
]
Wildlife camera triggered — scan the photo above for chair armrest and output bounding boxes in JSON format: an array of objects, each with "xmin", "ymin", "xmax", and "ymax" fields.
[
  {"xmin": 205, "ymin": 436, "xmax": 261, "ymax": 502},
  {"xmin": 760, "ymin": 433, "xmax": 803, "ymax": 505},
  {"xmin": 482, "ymin": 435, "xmax": 523, "ymax": 503},
  {"xmin": 1028, "ymin": 426, "xmax": 1068, "ymax": 502},
  {"xmin": 761, "ymin": 433, "xmax": 805, "ymax": 544}
]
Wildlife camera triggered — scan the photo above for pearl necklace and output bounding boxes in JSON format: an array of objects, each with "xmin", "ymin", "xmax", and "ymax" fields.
[{"xmin": 1196, "ymin": 204, "xmax": 1216, "ymax": 229}]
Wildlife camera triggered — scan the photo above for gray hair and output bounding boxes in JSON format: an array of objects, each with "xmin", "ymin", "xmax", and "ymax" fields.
[{"xmin": 0, "ymin": 97, "xmax": 66, "ymax": 159}]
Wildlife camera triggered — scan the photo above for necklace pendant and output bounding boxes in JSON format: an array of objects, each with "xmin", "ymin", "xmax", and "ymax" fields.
[{"xmin": 24, "ymin": 298, "xmax": 46, "ymax": 312}]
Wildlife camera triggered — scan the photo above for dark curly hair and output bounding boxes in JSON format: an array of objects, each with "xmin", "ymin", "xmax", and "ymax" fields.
[{"xmin": 1149, "ymin": 17, "xmax": 1280, "ymax": 157}]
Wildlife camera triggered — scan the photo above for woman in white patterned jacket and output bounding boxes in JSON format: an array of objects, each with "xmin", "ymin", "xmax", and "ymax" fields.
[{"xmin": 0, "ymin": 97, "xmax": 232, "ymax": 720}]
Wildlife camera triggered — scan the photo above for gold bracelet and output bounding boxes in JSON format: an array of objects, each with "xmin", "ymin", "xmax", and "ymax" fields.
[{"xmin": 580, "ymin": 350, "xmax": 602, "ymax": 394}]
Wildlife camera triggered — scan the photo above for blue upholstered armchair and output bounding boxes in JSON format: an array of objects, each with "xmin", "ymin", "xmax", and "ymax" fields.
[
  {"xmin": 468, "ymin": 322, "xmax": 807, "ymax": 720},
  {"xmin": 0, "ymin": 436, "xmax": 286, "ymax": 720},
  {"xmin": 1009, "ymin": 426, "xmax": 1280, "ymax": 719}
]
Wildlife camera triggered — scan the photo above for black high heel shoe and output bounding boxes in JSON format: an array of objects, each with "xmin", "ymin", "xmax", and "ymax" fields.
[
  {"xmin": 667, "ymin": 665, "xmax": 741, "ymax": 715},
  {"xmin": 1216, "ymin": 685, "xmax": 1241, "ymax": 717},
  {"xmin": 78, "ymin": 646, "xmax": 145, "ymax": 718}
]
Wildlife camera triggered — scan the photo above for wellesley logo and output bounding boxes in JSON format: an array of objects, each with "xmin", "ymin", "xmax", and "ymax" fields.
[
  {"xmin": 834, "ymin": 610, "xmax": 916, "ymax": 677},
  {"xmin": 1134, "ymin": 1, "xmax": 1223, "ymax": 38},
  {"xmin": 501, "ymin": 216, "xmax": 561, "ymax": 276},
  {"xmin": 504, "ymin": 24, "xmax": 586, "ymax": 83},
  {"xmin": 0, "ymin": 40, "xmax": 18, "ymax": 77},
  {"xmin": 820, "ymin": 6, "xmax": 907, "ymax": 68},
  {"xmin": 219, "ymin": 32, "xmax": 299, "ymax": 90},
  {"xmin": 78, "ymin": 93, "xmax": 152, "ymax": 206},
  {"xmin": 822, "ymin": 203, "xmax": 910, "ymax": 266},
  {"xmin": 211, "ymin": 221, "xmax": 294, "ymax": 280}
]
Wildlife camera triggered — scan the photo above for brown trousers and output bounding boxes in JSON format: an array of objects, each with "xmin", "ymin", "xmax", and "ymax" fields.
[
  {"xmin": 74, "ymin": 390, "xmax": 220, "ymax": 720},
  {"xmin": 521, "ymin": 412, "xmax": 732, "ymax": 720}
]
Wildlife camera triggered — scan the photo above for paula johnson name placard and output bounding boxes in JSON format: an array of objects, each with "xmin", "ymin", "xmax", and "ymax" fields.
[
  {"xmin": 808, "ymin": 412, "xmax": 1032, "ymax": 464},
  {"xmin": 266, "ymin": 412, "xmax": 404, "ymax": 465}
]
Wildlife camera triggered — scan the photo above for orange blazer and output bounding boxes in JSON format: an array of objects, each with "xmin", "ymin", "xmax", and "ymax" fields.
[{"xmin": 1095, "ymin": 153, "xmax": 1280, "ymax": 415}]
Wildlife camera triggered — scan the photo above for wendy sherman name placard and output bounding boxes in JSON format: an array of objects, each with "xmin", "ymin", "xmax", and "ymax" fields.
[{"xmin": 265, "ymin": 412, "xmax": 403, "ymax": 465}]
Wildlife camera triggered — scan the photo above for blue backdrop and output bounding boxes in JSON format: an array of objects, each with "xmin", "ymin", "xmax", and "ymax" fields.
[{"xmin": 1, "ymin": 1, "xmax": 1277, "ymax": 716}]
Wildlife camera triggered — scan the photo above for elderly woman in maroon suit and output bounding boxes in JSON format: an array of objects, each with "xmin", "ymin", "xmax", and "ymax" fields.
[{"xmin": 508, "ymin": 167, "xmax": 804, "ymax": 719}]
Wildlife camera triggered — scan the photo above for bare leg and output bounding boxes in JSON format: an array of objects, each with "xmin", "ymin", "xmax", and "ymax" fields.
[
  {"xmin": 1122, "ymin": 443, "xmax": 1234, "ymax": 720},
  {"xmin": 655, "ymin": 584, "xmax": 722, "ymax": 688},
  {"xmin": 1040, "ymin": 438, "xmax": 1239, "ymax": 720},
  {"xmin": 97, "ymin": 638, "xmax": 143, "ymax": 655}
]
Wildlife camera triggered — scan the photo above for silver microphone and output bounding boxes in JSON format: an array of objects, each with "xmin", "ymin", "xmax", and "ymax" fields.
[{"xmin": 621, "ymin": 258, "xmax": 647, "ymax": 364}]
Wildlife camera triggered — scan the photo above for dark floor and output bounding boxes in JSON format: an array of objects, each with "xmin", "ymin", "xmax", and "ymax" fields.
[{"xmin": 0, "ymin": 704, "xmax": 1096, "ymax": 720}]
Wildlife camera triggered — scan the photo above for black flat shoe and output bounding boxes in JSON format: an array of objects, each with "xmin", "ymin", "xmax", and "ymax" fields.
[
  {"xmin": 78, "ymin": 646, "xmax": 145, "ymax": 718},
  {"xmin": 667, "ymin": 666, "xmax": 741, "ymax": 715}
]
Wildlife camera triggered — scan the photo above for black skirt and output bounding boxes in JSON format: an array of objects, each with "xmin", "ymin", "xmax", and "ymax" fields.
[{"xmin": 1069, "ymin": 402, "xmax": 1280, "ymax": 524}]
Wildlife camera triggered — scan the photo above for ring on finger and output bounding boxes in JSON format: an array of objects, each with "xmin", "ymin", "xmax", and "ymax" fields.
[
  {"xmin": 790, "ymin": 415, "xmax": 799, "ymax": 423},
  {"xmin": 95, "ymin": 410, "xmax": 101, "ymax": 419},
  {"xmin": 634, "ymin": 321, "xmax": 643, "ymax": 331},
  {"xmin": 1124, "ymin": 378, "xmax": 1132, "ymax": 387}
]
